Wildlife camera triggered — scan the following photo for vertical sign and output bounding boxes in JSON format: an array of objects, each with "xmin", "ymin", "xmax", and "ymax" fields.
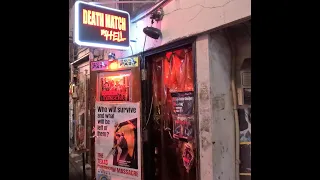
[{"xmin": 95, "ymin": 102, "xmax": 141, "ymax": 180}]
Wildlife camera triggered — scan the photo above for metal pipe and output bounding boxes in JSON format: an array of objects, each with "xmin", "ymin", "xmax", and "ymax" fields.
[
  {"xmin": 224, "ymin": 29, "xmax": 240, "ymax": 180},
  {"xmin": 82, "ymin": 152, "xmax": 86, "ymax": 180}
]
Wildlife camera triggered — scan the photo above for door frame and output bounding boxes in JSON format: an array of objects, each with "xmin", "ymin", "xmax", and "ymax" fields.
[{"xmin": 140, "ymin": 36, "xmax": 200, "ymax": 180}]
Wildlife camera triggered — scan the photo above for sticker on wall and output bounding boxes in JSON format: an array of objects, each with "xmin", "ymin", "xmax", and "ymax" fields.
[
  {"xmin": 182, "ymin": 143, "xmax": 194, "ymax": 173},
  {"xmin": 173, "ymin": 116, "xmax": 194, "ymax": 140},
  {"xmin": 91, "ymin": 57, "xmax": 139, "ymax": 72},
  {"xmin": 97, "ymin": 171, "xmax": 111, "ymax": 180}
]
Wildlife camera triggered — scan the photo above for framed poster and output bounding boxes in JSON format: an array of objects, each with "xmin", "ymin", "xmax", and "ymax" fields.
[
  {"xmin": 95, "ymin": 102, "xmax": 141, "ymax": 180},
  {"xmin": 97, "ymin": 71, "xmax": 132, "ymax": 101}
]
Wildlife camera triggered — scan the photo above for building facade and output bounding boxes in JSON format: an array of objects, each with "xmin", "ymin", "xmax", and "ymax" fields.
[{"xmin": 69, "ymin": 0, "xmax": 251, "ymax": 180}]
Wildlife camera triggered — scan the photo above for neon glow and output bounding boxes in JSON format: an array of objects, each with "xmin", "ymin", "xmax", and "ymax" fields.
[
  {"xmin": 119, "ymin": 74, "xmax": 131, "ymax": 77},
  {"xmin": 91, "ymin": 57, "xmax": 139, "ymax": 72},
  {"xmin": 109, "ymin": 62, "xmax": 118, "ymax": 70},
  {"xmin": 99, "ymin": 74, "xmax": 130, "ymax": 101},
  {"xmin": 74, "ymin": 1, "xmax": 130, "ymax": 49},
  {"xmin": 82, "ymin": 9, "xmax": 127, "ymax": 31}
]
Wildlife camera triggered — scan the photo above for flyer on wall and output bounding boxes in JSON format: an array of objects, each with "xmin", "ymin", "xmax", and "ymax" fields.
[
  {"xmin": 95, "ymin": 101, "xmax": 141, "ymax": 180},
  {"xmin": 172, "ymin": 115, "xmax": 194, "ymax": 140},
  {"xmin": 171, "ymin": 91, "xmax": 194, "ymax": 115},
  {"xmin": 170, "ymin": 91, "xmax": 195, "ymax": 140}
]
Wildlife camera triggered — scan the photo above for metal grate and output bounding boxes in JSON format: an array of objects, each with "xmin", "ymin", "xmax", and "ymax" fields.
[{"xmin": 241, "ymin": 72, "xmax": 251, "ymax": 87}]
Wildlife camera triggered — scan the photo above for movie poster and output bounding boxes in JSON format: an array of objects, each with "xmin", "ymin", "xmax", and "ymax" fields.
[
  {"xmin": 95, "ymin": 102, "xmax": 141, "ymax": 180},
  {"xmin": 171, "ymin": 91, "xmax": 195, "ymax": 140},
  {"xmin": 171, "ymin": 91, "xmax": 194, "ymax": 115},
  {"xmin": 99, "ymin": 75, "xmax": 130, "ymax": 101},
  {"xmin": 172, "ymin": 115, "xmax": 194, "ymax": 140}
]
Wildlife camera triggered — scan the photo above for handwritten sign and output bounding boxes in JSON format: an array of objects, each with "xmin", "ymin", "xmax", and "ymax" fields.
[{"xmin": 74, "ymin": 1, "xmax": 130, "ymax": 49}]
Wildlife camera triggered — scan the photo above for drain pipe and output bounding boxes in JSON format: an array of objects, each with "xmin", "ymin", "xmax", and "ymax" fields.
[{"xmin": 224, "ymin": 29, "xmax": 240, "ymax": 180}]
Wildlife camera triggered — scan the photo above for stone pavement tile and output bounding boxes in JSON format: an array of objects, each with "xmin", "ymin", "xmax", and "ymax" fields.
[
  {"xmin": 69, "ymin": 157, "xmax": 91, "ymax": 180},
  {"xmin": 69, "ymin": 160, "xmax": 82, "ymax": 180}
]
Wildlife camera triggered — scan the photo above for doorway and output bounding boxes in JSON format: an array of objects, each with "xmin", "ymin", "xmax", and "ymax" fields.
[{"xmin": 143, "ymin": 45, "xmax": 198, "ymax": 180}]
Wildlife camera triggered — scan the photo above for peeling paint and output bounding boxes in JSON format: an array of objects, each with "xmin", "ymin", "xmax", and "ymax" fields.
[
  {"xmin": 200, "ymin": 114, "xmax": 210, "ymax": 132},
  {"xmin": 200, "ymin": 83, "xmax": 210, "ymax": 101},
  {"xmin": 201, "ymin": 131, "xmax": 211, "ymax": 150}
]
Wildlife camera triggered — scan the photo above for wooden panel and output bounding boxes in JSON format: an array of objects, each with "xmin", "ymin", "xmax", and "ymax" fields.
[
  {"xmin": 89, "ymin": 59, "xmax": 141, "ymax": 180},
  {"xmin": 130, "ymin": 67, "xmax": 141, "ymax": 102}
]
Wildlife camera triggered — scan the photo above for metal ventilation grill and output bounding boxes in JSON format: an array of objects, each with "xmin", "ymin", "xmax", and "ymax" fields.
[{"xmin": 241, "ymin": 72, "xmax": 251, "ymax": 87}]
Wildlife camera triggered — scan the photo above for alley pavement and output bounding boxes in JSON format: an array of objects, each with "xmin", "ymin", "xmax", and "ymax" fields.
[{"xmin": 69, "ymin": 147, "xmax": 92, "ymax": 180}]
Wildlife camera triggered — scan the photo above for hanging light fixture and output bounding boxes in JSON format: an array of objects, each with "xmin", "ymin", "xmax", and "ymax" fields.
[{"xmin": 143, "ymin": 8, "xmax": 164, "ymax": 39}]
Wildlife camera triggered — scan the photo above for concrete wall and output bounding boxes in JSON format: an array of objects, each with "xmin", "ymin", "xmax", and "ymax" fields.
[
  {"xmin": 78, "ymin": 61, "xmax": 90, "ymax": 75},
  {"xmin": 195, "ymin": 23, "xmax": 251, "ymax": 180},
  {"xmin": 127, "ymin": 0, "xmax": 250, "ymax": 56},
  {"xmin": 209, "ymin": 30, "xmax": 236, "ymax": 180},
  {"xmin": 195, "ymin": 34, "xmax": 214, "ymax": 180},
  {"xmin": 69, "ymin": 0, "xmax": 250, "ymax": 61},
  {"xmin": 196, "ymin": 30, "xmax": 236, "ymax": 180}
]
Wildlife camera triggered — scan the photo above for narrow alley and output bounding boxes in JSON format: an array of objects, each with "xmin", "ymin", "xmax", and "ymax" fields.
[
  {"xmin": 69, "ymin": 148, "xmax": 91, "ymax": 180},
  {"xmin": 69, "ymin": 0, "xmax": 251, "ymax": 180}
]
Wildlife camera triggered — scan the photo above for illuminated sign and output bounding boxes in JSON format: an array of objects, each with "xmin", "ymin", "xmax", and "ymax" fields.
[
  {"xmin": 118, "ymin": 57, "xmax": 139, "ymax": 68},
  {"xmin": 91, "ymin": 60, "xmax": 110, "ymax": 71},
  {"xmin": 74, "ymin": 1, "xmax": 130, "ymax": 49},
  {"xmin": 99, "ymin": 74, "xmax": 130, "ymax": 101},
  {"xmin": 91, "ymin": 57, "xmax": 139, "ymax": 72}
]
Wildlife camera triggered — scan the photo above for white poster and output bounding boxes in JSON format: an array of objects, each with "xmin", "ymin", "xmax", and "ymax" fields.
[{"xmin": 95, "ymin": 102, "xmax": 141, "ymax": 180}]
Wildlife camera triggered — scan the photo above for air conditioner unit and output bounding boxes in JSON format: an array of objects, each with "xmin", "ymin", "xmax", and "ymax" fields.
[{"xmin": 240, "ymin": 58, "xmax": 251, "ymax": 88}]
